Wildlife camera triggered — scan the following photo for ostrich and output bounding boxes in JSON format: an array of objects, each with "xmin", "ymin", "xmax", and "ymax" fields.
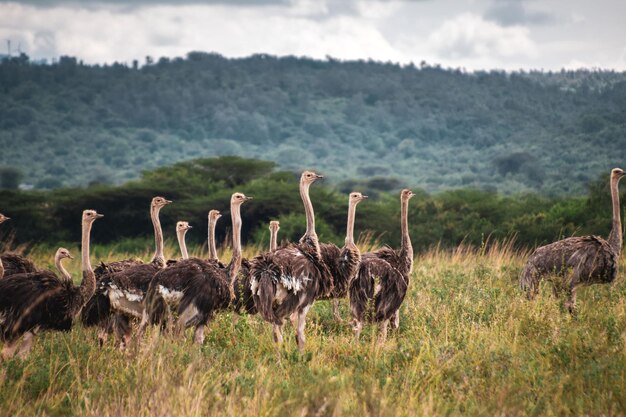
[
  {"xmin": 0, "ymin": 213, "xmax": 38, "ymax": 278},
  {"xmin": 350, "ymin": 189, "xmax": 415, "ymax": 341},
  {"xmin": 93, "ymin": 258, "xmax": 144, "ymax": 279},
  {"xmin": 140, "ymin": 193, "xmax": 252, "ymax": 344},
  {"xmin": 207, "ymin": 210, "xmax": 223, "ymax": 265},
  {"xmin": 250, "ymin": 171, "xmax": 333, "ymax": 352},
  {"xmin": 81, "ymin": 196, "xmax": 172, "ymax": 347},
  {"xmin": 521, "ymin": 168, "xmax": 626, "ymax": 313},
  {"xmin": 233, "ymin": 220, "xmax": 280, "ymax": 316},
  {"xmin": 269, "ymin": 221, "xmax": 280, "ymax": 251},
  {"xmin": 0, "ymin": 210, "xmax": 102, "ymax": 359},
  {"xmin": 319, "ymin": 192, "xmax": 368, "ymax": 322},
  {"xmin": 176, "ymin": 221, "xmax": 192, "ymax": 260},
  {"xmin": 166, "ymin": 221, "xmax": 193, "ymax": 266}
]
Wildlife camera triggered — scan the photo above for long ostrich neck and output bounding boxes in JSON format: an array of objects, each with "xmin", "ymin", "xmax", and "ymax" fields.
[
  {"xmin": 608, "ymin": 176, "xmax": 623, "ymax": 254},
  {"xmin": 345, "ymin": 200, "xmax": 357, "ymax": 247},
  {"xmin": 79, "ymin": 219, "xmax": 96, "ymax": 303},
  {"xmin": 0, "ymin": 255, "xmax": 4, "ymax": 279},
  {"xmin": 56, "ymin": 255, "xmax": 71, "ymax": 281},
  {"xmin": 208, "ymin": 218, "xmax": 218, "ymax": 261},
  {"xmin": 177, "ymin": 229, "xmax": 189, "ymax": 260},
  {"xmin": 301, "ymin": 182, "xmax": 316, "ymax": 239},
  {"xmin": 400, "ymin": 197, "xmax": 413, "ymax": 262},
  {"xmin": 150, "ymin": 205, "xmax": 165, "ymax": 265},
  {"xmin": 270, "ymin": 228, "xmax": 278, "ymax": 251},
  {"xmin": 228, "ymin": 203, "xmax": 243, "ymax": 299}
]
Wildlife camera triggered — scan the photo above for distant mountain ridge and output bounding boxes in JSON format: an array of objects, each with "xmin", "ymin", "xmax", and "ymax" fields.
[{"xmin": 1, "ymin": 52, "xmax": 625, "ymax": 195}]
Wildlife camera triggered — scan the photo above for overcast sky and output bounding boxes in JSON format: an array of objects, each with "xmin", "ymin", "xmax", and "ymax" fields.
[{"xmin": 1, "ymin": 0, "xmax": 625, "ymax": 70}]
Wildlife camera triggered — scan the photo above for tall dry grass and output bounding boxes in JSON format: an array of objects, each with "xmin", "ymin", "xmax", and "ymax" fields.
[{"xmin": 1, "ymin": 241, "xmax": 626, "ymax": 416}]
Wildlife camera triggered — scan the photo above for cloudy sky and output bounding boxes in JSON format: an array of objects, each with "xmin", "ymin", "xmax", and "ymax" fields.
[{"xmin": 1, "ymin": 0, "xmax": 625, "ymax": 70}]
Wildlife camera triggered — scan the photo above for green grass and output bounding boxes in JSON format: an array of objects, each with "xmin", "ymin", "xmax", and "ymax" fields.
[{"xmin": 2, "ymin": 241, "xmax": 626, "ymax": 416}]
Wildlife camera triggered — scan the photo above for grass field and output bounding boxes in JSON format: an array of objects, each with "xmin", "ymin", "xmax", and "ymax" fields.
[{"xmin": 1, "ymin": 240, "xmax": 626, "ymax": 416}]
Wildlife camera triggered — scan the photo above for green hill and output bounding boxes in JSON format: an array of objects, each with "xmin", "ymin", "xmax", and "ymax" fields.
[{"xmin": 1, "ymin": 52, "xmax": 626, "ymax": 195}]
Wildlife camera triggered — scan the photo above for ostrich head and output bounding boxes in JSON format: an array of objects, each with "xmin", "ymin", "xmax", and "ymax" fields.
[
  {"xmin": 269, "ymin": 220, "xmax": 280, "ymax": 232},
  {"xmin": 152, "ymin": 196, "xmax": 172, "ymax": 209},
  {"xmin": 301, "ymin": 170, "xmax": 324, "ymax": 185},
  {"xmin": 611, "ymin": 168, "xmax": 626, "ymax": 180},
  {"xmin": 0, "ymin": 213, "xmax": 10, "ymax": 224},
  {"xmin": 401, "ymin": 189, "xmax": 416, "ymax": 201},
  {"xmin": 231, "ymin": 192, "xmax": 253, "ymax": 206},
  {"xmin": 56, "ymin": 247, "xmax": 74, "ymax": 260},
  {"xmin": 83, "ymin": 209, "xmax": 104, "ymax": 223},
  {"xmin": 350, "ymin": 192, "xmax": 368, "ymax": 205},
  {"xmin": 176, "ymin": 221, "xmax": 192, "ymax": 232},
  {"xmin": 209, "ymin": 209, "xmax": 222, "ymax": 222}
]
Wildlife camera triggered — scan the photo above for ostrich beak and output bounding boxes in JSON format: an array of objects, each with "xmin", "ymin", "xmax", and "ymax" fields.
[
  {"xmin": 315, "ymin": 174, "xmax": 324, "ymax": 179},
  {"xmin": 362, "ymin": 195, "xmax": 369, "ymax": 199},
  {"xmin": 244, "ymin": 196, "xmax": 253, "ymax": 201},
  {"xmin": 68, "ymin": 254, "xmax": 74, "ymax": 259},
  {"xmin": 96, "ymin": 213, "xmax": 104, "ymax": 219},
  {"xmin": 165, "ymin": 199, "xmax": 173, "ymax": 204}
]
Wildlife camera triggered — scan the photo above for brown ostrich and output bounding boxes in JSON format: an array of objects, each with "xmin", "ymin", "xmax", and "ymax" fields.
[
  {"xmin": 349, "ymin": 189, "xmax": 415, "ymax": 341},
  {"xmin": 269, "ymin": 221, "xmax": 280, "ymax": 251},
  {"xmin": 0, "ymin": 210, "xmax": 102, "ymax": 359},
  {"xmin": 140, "ymin": 193, "xmax": 252, "ymax": 344},
  {"xmin": 166, "ymin": 221, "xmax": 193, "ymax": 266},
  {"xmin": 521, "ymin": 168, "xmax": 626, "ymax": 313},
  {"xmin": 250, "ymin": 171, "xmax": 333, "ymax": 352},
  {"xmin": 0, "ymin": 213, "xmax": 38, "ymax": 278},
  {"xmin": 176, "ymin": 221, "xmax": 192, "ymax": 260},
  {"xmin": 233, "ymin": 219, "xmax": 280, "ymax": 317},
  {"xmin": 81, "ymin": 196, "xmax": 172, "ymax": 348},
  {"xmin": 319, "ymin": 192, "xmax": 368, "ymax": 322},
  {"xmin": 207, "ymin": 209, "xmax": 223, "ymax": 264}
]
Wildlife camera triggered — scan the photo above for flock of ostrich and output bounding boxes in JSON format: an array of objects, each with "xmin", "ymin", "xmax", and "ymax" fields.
[{"xmin": 0, "ymin": 168, "xmax": 624, "ymax": 360}]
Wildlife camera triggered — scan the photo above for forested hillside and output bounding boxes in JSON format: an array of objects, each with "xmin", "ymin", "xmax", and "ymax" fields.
[{"xmin": 1, "ymin": 52, "xmax": 625, "ymax": 195}]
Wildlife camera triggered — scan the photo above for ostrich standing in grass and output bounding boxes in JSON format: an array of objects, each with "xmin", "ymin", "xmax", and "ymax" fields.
[
  {"xmin": 0, "ymin": 213, "xmax": 38, "ymax": 278},
  {"xmin": 350, "ymin": 189, "xmax": 415, "ymax": 341},
  {"xmin": 166, "ymin": 221, "xmax": 193, "ymax": 266},
  {"xmin": 81, "ymin": 196, "xmax": 172, "ymax": 347},
  {"xmin": 319, "ymin": 192, "xmax": 368, "ymax": 322},
  {"xmin": 269, "ymin": 221, "xmax": 280, "ymax": 251},
  {"xmin": 521, "ymin": 168, "xmax": 626, "ymax": 313},
  {"xmin": 250, "ymin": 171, "xmax": 333, "ymax": 352},
  {"xmin": 176, "ymin": 221, "xmax": 192, "ymax": 260},
  {"xmin": 233, "ymin": 220, "xmax": 280, "ymax": 316},
  {"xmin": 0, "ymin": 210, "xmax": 102, "ymax": 359},
  {"xmin": 140, "ymin": 193, "xmax": 252, "ymax": 343},
  {"xmin": 207, "ymin": 210, "xmax": 223, "ymax": 265}
]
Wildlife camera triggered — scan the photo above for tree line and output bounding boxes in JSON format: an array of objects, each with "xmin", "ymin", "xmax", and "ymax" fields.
[{"xmin": 0, "ymin": 157, "xmax": 619, "ymax": 252}]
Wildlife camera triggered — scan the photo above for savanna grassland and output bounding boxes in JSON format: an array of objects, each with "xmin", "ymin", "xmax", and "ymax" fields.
[{"xmin": 1, "ymin": 240, "xmax": 626, "ymax": 417}]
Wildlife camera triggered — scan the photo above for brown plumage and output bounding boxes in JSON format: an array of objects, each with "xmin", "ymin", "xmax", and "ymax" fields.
[
  {"xmin": 0, "ymin": 211, "xmax": 102, "ymax": 360},
  {"xmin": 0, "ymin": 213, "xmax": 38, "ymax": 279},
  {"xmin": 318, "ymin": 192, "xmax": 367, "ymax": 322},
  {"xmin": 250, "ymin": 171, "xmax": 333, "ymax": 352},
  {"xmin": 81, "ymin": 196, "xmax": 172, "ymax": 348},
  {"xmin": 94, "ymin": 258, "xmax": 144, "ymax": 279},
  {"xmin": 1, "ymin": 253, "xmax": 38, "ymax": 278},
  {"xmin": 520, "ymin": 168, "xmax": 626, "ymax": 313},
  {"xmin": 232, "ymin": 220, "xmax": 279, "ymax": 316},
  {"xmin": 350, "ymin": 189, "xmax": 415, "ymax": 341},
  {"xmin": 140, "ymin": 193, "xmax": 251, "ymax": 344}
]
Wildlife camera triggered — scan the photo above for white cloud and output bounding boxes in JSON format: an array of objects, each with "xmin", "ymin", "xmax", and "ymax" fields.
[
  {"xmin": 0, "ymin": 0, "xmax": 625, "ymax": 71},
  {"xmin": 428, "ymin": 13, "xmax": 537, "ymax": 60},
  {"xmin": 0, "ymin": 2, "xmax": 409, "ymax": 63}
]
